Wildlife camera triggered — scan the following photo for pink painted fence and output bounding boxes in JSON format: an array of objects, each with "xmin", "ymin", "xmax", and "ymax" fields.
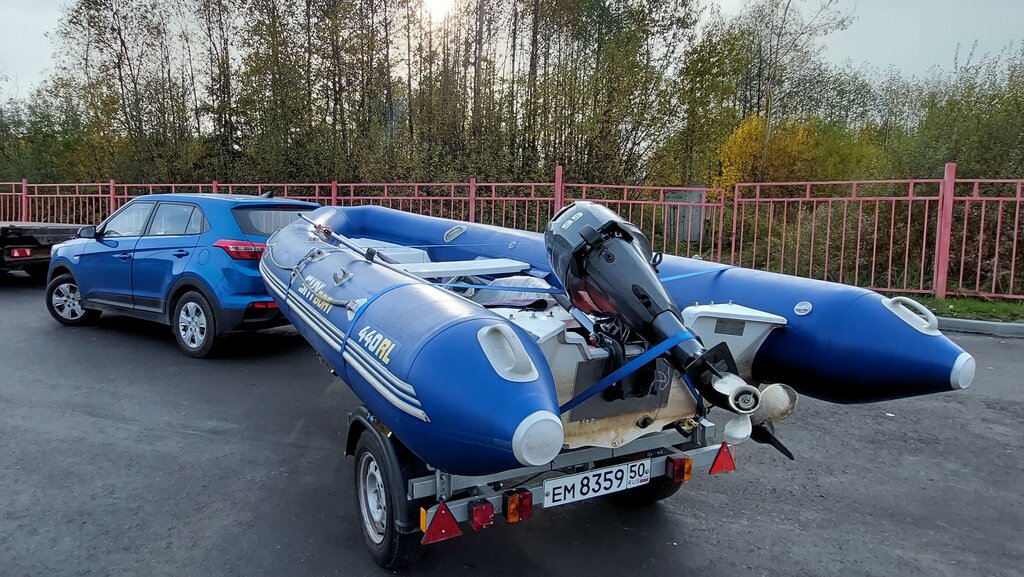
[{"xmin": 1, "ymin": 163, "xmax": 1021, "ymax": 299}]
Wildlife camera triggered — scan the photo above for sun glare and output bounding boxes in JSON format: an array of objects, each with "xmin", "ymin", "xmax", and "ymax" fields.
[{"xmin": 423, "ymin": 0, "xmax": 455, "ymax": 21}]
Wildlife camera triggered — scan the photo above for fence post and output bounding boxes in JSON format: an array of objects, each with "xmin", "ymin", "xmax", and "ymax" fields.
[
  {"xmin": 729, "ymin": 184, "xmax": 741, "ymax": 265},
  {"xmin": 933, "ymin": 162, "xmax": 957, "ymax": 299},
  {"xmin": 468, "ymin": 177, "xmax": 477, "ymax": 222},
  {"xmin": 20, "ymin": 178, "xmax": 29, "ymax": 221},
  {"xmin": 331, "ymin": 180, "xmax": 338, "ymax": 206},
  {"xmin": 554, "ymin": 164, "xmax": 564, "ymax": 212},
  {"xmin": 108, "ymin": 179, "xmax": 116, "ymax": 215},
  {"xmin": 212, "ymin": 180, "xmax": 219, "ymax": 194}
]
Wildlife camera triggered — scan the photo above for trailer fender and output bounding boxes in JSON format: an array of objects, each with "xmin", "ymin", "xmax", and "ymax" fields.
[{"xmin": 346, "ymin": 406, "xmax": 420, "ymax": 534}]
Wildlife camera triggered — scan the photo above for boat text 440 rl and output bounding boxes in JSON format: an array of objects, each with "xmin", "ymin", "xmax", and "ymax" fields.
[{"xmin": 259, "ymin": 202, "xmax": 972, "ymax": 568}]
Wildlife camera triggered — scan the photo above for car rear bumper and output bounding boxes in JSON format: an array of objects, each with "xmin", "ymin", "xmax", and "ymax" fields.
[{"xmin": 216, "ymin": 303, "xmax": 290, "ymax": 333}]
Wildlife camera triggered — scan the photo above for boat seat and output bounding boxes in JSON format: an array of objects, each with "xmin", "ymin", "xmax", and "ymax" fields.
[
  {"xmin": 400, "ymin": 258, "xmax": 530, "ymax": 278},
  {"xmin": 472, "ymin": 276, "xmax": 557, "ymax": 308},
  {"xmin": 349, "ymin": 238, "xmax": 431, "ymax": 264}
]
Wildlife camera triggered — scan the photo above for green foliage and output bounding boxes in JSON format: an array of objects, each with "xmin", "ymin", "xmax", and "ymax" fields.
[
  {"xmin": 913, "ymin": 297, "xmax": 1024, "ymax": 322},
  {"xmin": 0, "ymin": 0, "xmax": 1021, "ymax": 185}
]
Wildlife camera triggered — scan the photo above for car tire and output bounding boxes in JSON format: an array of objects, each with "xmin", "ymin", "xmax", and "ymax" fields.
[
  {"xmin": 45, "ymin": 273, "xmax": 101, "ymax": 326},
  {"xmin": 354, "ymin": 431, "xmax": 422, "ymax": 569},
  {"xmin": 172, "ymin": 291, "xmax": 217, "ymax": 358}
]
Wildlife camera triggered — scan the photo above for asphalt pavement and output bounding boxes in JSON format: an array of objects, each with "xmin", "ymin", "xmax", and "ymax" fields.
[{"xmin": 1, "ymin": 272, "xmax": 1022, "ymax": 577}]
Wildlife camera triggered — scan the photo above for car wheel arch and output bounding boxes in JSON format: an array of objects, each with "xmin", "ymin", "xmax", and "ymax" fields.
[
  {"xmin": 166, "ymin": 278, "xmax": 220, "ymax": 324},
  {"xmin": 49, "ymin": 264, "xmax": 72, "ymax": 283}
]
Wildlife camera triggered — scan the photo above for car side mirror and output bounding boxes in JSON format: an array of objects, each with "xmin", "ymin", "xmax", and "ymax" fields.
[{"xmin": 78, "ymin": 226, "xmax": 97, "ymax": 239}]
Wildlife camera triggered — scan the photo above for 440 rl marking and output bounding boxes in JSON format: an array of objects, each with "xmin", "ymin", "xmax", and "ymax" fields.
[{"xmin": 356, "ymin": 325, "xmax": 400, "ymax": 364}]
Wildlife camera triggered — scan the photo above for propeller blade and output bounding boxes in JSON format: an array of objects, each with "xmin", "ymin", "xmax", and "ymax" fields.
[
  {"xmin": 750, "ymin": 422, "xmax": 795, "ymax": 460},
  {"xmin": 751, "ymin": 383, "xmax": 798, "ymax": 424},
  {"xmin": 723, "ymin": 414, "xmax": 752, "ymax": 444}
]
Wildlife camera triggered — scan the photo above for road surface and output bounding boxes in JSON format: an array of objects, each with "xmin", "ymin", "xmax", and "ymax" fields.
[{"xmin": 1, "ymin": 272, "xmax": 1021, "ymax": 576}]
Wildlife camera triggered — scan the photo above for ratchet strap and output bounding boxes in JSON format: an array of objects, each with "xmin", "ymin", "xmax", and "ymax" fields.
[{"xmin": 559, "ymin": 330, "xmax": 695, "ymax": 414}]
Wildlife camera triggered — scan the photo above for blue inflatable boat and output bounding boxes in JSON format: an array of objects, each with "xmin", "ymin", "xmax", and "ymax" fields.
[{"xmin": 260, "ymin": 202, "xmax": 974, "ymax": 477}]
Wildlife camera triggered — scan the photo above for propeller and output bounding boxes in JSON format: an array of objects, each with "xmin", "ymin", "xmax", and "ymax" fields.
[{"xmin": 717, "ymin": 381, "xmax": 799, "ymax": 460}]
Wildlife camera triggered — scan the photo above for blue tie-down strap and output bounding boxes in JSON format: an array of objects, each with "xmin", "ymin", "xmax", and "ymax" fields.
[
  {"xmin": 559, "ymin": 330, "xmax": 696, "ymax": 414},
  {"xmin": 658, "ymin": 265, "xmax": 734, "ymax": 283},
  {"xmin": 340, "ymin": 281, "xmax": 419, "ymax": 357},
  {"xmin": 432, "ymin": 265, "xmax": 733, "ymax": 295}
]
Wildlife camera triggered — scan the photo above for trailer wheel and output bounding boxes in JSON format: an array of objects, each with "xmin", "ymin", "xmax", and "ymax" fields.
[
  {"xmin": 610, "ymin": 476, "xmax": 683, "ymax": 506},
  {"xmin": 353, "ymin": 431, "xmax": 421, "ymax": 569},
  {"xmin": 45, "ymin": 274, "xmax": 101, "ymax": 326}
]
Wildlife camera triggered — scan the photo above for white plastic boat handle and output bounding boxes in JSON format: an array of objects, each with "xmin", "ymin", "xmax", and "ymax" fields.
[{"xmin": 884, "ymin": 296, "xmax": 939, "ymax": 334}]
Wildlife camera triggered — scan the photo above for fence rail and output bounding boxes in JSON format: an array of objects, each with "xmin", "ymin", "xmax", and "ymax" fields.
[{"xmin": 2, "ymin": 163, "xmax": 1021, "ymax": 299}]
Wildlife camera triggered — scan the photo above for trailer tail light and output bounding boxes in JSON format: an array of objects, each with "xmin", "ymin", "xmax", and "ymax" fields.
[
  {"xmin": 469, "ymin": 499, "xmax": 495, "ymax": 531},
  {"xmin": 665, "ymin": 455, "xmax": 693, "ymax": 483},
  {"xmin": 213, "ymin": 239, "xmax": 266, "ymax": 260},
  {"xmin": 420, "ymin": 501, "xmax": 463, "ymax": 545},
  {"xmin": 9, "ymin": 248, "xmax": 33, "ymax": 258},
  {"xmin": 502, "ymin": 488, "xmax": 533, "ymax": 523},
  {"xmin": 709, "ymin": 442, "xmax": 736, "ymax": 475}
]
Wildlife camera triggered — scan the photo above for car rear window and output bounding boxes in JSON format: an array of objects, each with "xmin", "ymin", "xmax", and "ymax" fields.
[{"xmin": 232, "ymin": 206, "xmax": 308, "ymax": 237}]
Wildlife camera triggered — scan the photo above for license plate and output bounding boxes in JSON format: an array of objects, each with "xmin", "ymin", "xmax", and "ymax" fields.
[{"xmin": 543, "ymin": 459, "xmax": 651, "ymax": 508}]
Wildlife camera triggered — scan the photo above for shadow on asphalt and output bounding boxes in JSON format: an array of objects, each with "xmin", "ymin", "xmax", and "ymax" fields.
[
  {"xmin": 92, "ymin": 315, "xmax": 308, "ymax": 359},
  {"xmin": 0, "ymin": 270, "xmax": 46, "ymax": 287},
  {"xmin": 2, "ymin": 270, "xmax": 308, "ymax": 360}
]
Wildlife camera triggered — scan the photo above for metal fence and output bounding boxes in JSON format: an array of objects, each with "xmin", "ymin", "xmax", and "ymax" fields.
[{"xmin": 2, "ymin": 163, "xmax": 1021, "ymax": 299}]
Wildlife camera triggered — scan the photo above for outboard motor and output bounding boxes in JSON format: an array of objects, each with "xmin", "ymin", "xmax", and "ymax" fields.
[{"xmin": 545, "ymin": 202, "xmax": 769, "ymax": 442}]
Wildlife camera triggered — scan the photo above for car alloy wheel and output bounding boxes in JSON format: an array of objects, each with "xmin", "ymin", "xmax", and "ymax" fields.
[
  {"xmin": 51, "ymin": 282, "xmax": 84, "ymax": 320},
  {"xmin": 178, "ymin": 301, "xmax": 208, "ymax": 349}
]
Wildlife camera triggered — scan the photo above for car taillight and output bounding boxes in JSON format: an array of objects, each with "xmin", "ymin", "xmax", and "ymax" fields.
[
  {"xmin": 214, "ymin": 239, "xmax": 266, "ymax": 260},
  {"xmin": 247, "ymin": 301, "xmax": 278, "ymax": 310}
]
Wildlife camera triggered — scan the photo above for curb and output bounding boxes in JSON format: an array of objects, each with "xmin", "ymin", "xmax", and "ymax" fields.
[{"xmin": 938, "ymin": 316, "xmax": 1024, "ymax": 338}]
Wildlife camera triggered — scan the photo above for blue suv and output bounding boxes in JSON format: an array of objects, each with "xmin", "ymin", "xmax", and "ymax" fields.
[{"xmin": 45, "ymin": 194, "xmax": 318, "ymax": 357}]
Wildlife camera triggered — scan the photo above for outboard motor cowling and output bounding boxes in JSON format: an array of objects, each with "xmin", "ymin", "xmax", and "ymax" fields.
[{"xmin": 544, "ymin": 202, "xmax": 763, "ymax": 431}]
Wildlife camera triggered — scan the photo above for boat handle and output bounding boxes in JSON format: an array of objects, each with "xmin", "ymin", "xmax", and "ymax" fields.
[{"xmin": 887, "ymin": 296, "xmax": 938, "ymax": 333}]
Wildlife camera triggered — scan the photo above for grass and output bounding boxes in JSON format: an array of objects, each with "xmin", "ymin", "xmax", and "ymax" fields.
[{"xmin": 912, "ymin": 296, "xmax": 1024, "ymax": 322}]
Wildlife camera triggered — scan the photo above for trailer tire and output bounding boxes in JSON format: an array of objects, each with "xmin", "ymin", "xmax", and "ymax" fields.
[
  {"xmin": 353, "ymin": 430, "xmax": 421, "ymax": 569},
  {"xmin": 610, "ymin": 476, "xmax": 683, "ymax": 506}
]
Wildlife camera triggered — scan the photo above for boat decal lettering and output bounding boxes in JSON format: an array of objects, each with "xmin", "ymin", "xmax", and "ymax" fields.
[
  {"xmin": 297, "ymin": 274, "xmax": 334, "ymax": 314},
  {"xmin": 560, "ymin": 211, "xmax": 583, "ymax": 230},
  {"xmin": 264, "ymin": 261, "xmax": 422, "ymax": 411},
  {"xmin": 356, "ymin": 325, "xmax": 400, "ymax": 365}
]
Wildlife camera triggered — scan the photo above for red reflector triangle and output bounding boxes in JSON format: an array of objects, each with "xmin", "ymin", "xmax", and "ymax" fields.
[
  {"xmin": 421, "ymin": 501, "xmax": 464, "ymax": 545},
  {"xmin": 709, "ymin": 442, "xmax": 736, "ymax": 475}
]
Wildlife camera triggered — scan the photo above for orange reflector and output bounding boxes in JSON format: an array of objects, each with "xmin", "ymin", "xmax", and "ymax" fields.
[
  {"xmin": 709, "ymin": 442, "xmax": 736, "ymax": 475},
  {"xmin": 502, "ymin": 488, "xmax": 533, "ymax": 523},
  {"xmin": 666, "ymin": 455, "xmax": 693, "ymax": 483},
  {"xmin": 420, "ymin": 501, "xmax": 463, "ymax": 545}
]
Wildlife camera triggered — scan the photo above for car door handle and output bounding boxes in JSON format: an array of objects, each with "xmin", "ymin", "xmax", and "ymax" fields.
[
  {"xmin": 116, "ymin": 253, "xmax": 132, "ymax": 261},
  {"xmin": 172, "ymin": 250, "xmax": 190, "ymax": 258}
]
